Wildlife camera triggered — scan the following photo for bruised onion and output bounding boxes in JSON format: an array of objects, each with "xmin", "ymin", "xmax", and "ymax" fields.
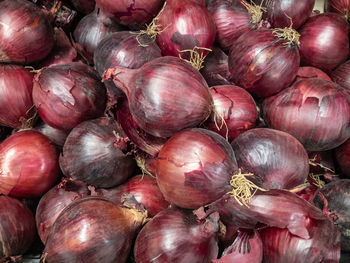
[
  {"xmin": 336, "ymin": 138, "xmax": 350, "ymax": 177},
  {"xmin": 70, "ymin": 0, "xmax": 95, "ymax": 14},
  {"xmin": 103, "ymin": 56, "xmax": 212, "ymax": 138},
  {"xmin": 263, "ymin": 78, "xmax": 350, "ymax": 151},
  {"xmin": 0, "ymin": 130, "xmax": 59, "ymax": 198},
  {"xmin": 59, "ymin": 117, "xmax": 135, "ymax": 188},
  {"xmin": 0, "ymin": 195, "xmax": 36, "ymax": 258},
  {"xmin": 295, "ymin": 66, "xmax": 331, "ymax": 82},
  {"xmin": 34, "ymin": 121, "xmax": 69, "ymax": 148},
  {"xmin": 333, "ymin": 60, "xmax": 350, "ymax": 92},
  {"xmin": 325, "ymin": 0, "xmax": 350, "ymax": 19},
  {"xmin": 0, "ymin": 0, "xmax": 54, "ymax": 64},
  {"xmin": 134, "ymin": 207, "xmax": 219, "ymax": 263},
  {"xmin": 32, "ymin": 62, "xmax": 106, "ymax": 130}
]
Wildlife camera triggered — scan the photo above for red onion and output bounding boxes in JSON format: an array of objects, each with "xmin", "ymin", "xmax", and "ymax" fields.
[
  {"xmin": 228, "ymin": 29, "xmax": 300, "ymax": 98},
  {"xmin": 333, "ymin": 60, "xmax": 350, "ymax": 92},
  {"xmin": 32, "ymin": 62, "xmax": 106, "ymax": 131},
  {"xmin": 314, "ymin": 179, "xmax": 350, "ymax": 252},
  {"xmin": 42, "ymin": 196, "xmax": 147, "ymax": 263},
  {"xmin": 325, "ymin": 0, "xmax": 350, "ymax": 19},
  {"xmin": 0, "ymin": 0, "xmax": 54, "ymax": 64},
  {"xmin": 308, "ymin": 151, "xmax": 335, "ymax": 175},
  {"xmin": 95, "ymin": 0, "xmax": 164, "ymax": 27},
  {"xmin": 0, "ymin": 195, "xmax": 36, "ymax": 258},
  {"xmin": 0, "ymin": 130, "xmax": 59, "ymax": 198},
  {"xmin": 336, "ymin": 138, "xmax": 350, "ymax": 177},
  {"xmin": 134, "ymin": 207, "xmax": 219, "ymax": 262},
  {"xmin": 295, "ymin": 66, "xmax": 331, "ymax": 82},
  {"xmin": 34, "ymin": 121, "xmax": 69, "ymax": 148},
  {"xmin": 204, "ymin": 85, "xmax": 258, "ymax": 141},
  {"xmin": 73, "ymin": 8, "xmax": 124, "ymax": 64},
  {"xmin": 263, "ymin": 78, "xmax": 350, "ymax": 151},
  {"xmin": 59, "ymin": 117, "xmax": 135, "ymax": 188},
  {"xmin": 231, "ymin": 128, "xmax": 309, "ymax": 190},
  {"xmin": 299, "ymin": 13, "xmax": 349, "ymax": 70},
  {"xmin": 35, "ymin": 179, "xmax": 90, "ymax": 244},
  {"xmin": 103, "ymin": 56, "xmax": 213, "ymax": 138},
  {"xmin": 0, "ymin": 65, "xmax": 34, "ymax": 128},
  {"xmin": 70, "ymin": 0, "xmax": 95, "ymax": 14}
]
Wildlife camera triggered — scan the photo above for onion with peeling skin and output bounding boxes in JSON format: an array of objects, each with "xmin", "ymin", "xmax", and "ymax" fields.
[{"xmin": 295, "ymin": 66, "xmax": 331, "ymax": 82}]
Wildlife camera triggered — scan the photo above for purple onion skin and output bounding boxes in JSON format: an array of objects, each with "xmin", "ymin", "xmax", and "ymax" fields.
[
  {"xmin": 314, "ymin": 179, "xmax": 350, "ymax": 252},
  {"xmin": 299, "ymin": 13, "xmax": 349, "ymax": 70},
  {"xmin": 70, "ymin": 0, "xmax": 96, "ymax": 14},
  {"xmin": 73, "ymin": 9, "xmax": 124, "ymax": 64},
  {"xmin": 134, "ymin": 207, "xmax": 219, "ymax": 263},
  {"xmin": 295, "ymin": 66, "xmax": 331, "ymax": 82},
  {"xmin": 325, "ymin": 0, "xmax": 350, "ymax": 19},
  {"xmin": 263, "ymin": 78, "xmax": 350, "ymax": 151},
  {"xmin": 60, "ymin": 117, "xmax": 135, "ymax": 188},
  {"xmin": 43, "ymin": 197, "xmax": 146, "ymax": 263},
  {"xmin": 35, "ymin": 179, "xmax": 90, "ymax": 244},
  {"xmin": 34, "ymin": 121, "xmax": 69, "ymax": 148},
  {"xmin": 228, "ymin": 29, "xmax": 300, "ymax": 98},
  {"xmin": 0, "ymin": 196, "xmax": 36, "ymax": 257},
  {"xmin": 32, "ymin": 62, "xmax": 106, "ymax": 131},
  {"xmin": 231, "ymin": 128, "xmax": 309, "ymax": 190},
  {"xmin": 336, "ymin": 138, "xmax": 350, "ymax": 177},
  {"xmin": 333, "ymin": 60, "xmax": 350, "ymax": 93}
]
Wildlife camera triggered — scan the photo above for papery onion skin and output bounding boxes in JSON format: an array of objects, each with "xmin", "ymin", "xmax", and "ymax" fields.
[
  {"xmin": 0, "ymin": 65, "xmax": 34, "ymax": 128},
  {"xmin": 70, "ymin": 0, "xmax": 96, "ymax": 14},
  {"xmin": 35, "ymin": 179, "xmax": 90, "ymax": 244},
  {"xmin": 0, "ymin": 130, "xmax": 59, "ymax": 198},
  {"xmin": 32, "ymin": 62, "xmax": 106, "ymax": 131},
  {"xmin": 263, "ymin": 78, "xmax": 350, "ymax": 151},
  {"xmin": 228, "ymin": 29, "xmax": 300, "ymax": 98},
  {"xmin": 156, "ymin": 128, "xmax": 237, "ymax": 209},
  {"xmin": 103, "ymin": 56, "xmax": 213, "ymax": 138},
  {"xmin": 295, "ymin": 66, "xmax": 331, "ymax": 82},
  {"xmin": 34, "ymin": 121, "xmax": 69, "ymax": 148},
  {"xmin": 134, "ymin": 207, "xmax": 219, "ymax": 263},
  {"xmin": 336, "ymin": 138, "xmax": 350, "ymax": 177},
  {"xmin": 325, "ymin": 0, "xmax": 350, "ymax": 18},
  {"xmin": 59, "ymin": 117, "xmax": 135, "ymax": 188},
  {"xmin": 205, "ymin": 85, "xmax": 258, "ymax": 141},
  {"xmin": 231, "ymin": 128, "xmax": 309, "ymax": 190},
  {"xmin": 43, "ymin": 196, "xmax": 147, "ymax": 263},
  {"xmin": 0, "ymin": 195, "xmax": 36, "ymax": 258},
  {"xmin": 299, "ymin": 13, "xmax": 349, "ymax": 70},
  {"xmin": 0, "ymin": 0, "xmax": 54, "ymax": 64},
  {"xmin": 333, "ymin": 60, "xmax": 350, "ymax": 92}
]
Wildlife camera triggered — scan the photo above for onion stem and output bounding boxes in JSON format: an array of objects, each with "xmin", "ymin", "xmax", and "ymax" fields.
[
  {"xmin": 178, "ymin": 46, "xmax": 212, "ymax": 71},
  {"xmin": 136, "ymin": 157, "xmax": 155, "ymax": 179},
  {"xmin": 241, "ymin": 0, "xmax": 266, "ymax": 25},
  {"xmin": 308, "ymin": 156, "xmax": 335, "ymax": 173},
  {"xmin": 212, "ymin": 105, "xmax": 229, "ymax": 141},
  {"xmin": 309, "ymin": 174, "xmax": 325, "ymax": 188}
]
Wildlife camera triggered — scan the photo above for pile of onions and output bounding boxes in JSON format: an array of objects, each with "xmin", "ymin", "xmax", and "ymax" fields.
[
  {"xmin": 299, "ymin": 13, "xmax": 349, "ymax": 70},
  {"xmin": 0, "ymin": 0, "xmax": 54, "ymax": 64},
  {"xmin": 336, "ymin": 138, "xmax": 350, "ymax": 177},
  {"xmin": 263, "ymin": 78, "xmax": 350, "ymax": 151},
  {"xmin": 70, "ymin": 0, "xmax": 96, "ymax": 14},
  {"xmin": 324, "ymin": 0, "xmax": 350, "ymax": 19},
  {"xmin": 32, "ymin": 62, "xmax": 106, "ymax": 131},
  {"xmin": 0, "ymin": 65, "xmax": 34, "ymax": 128},
  {"xmin": 295, "ymin": 66, "xmax": 331, "ymax": 82},
  {"xmin": 42, "ymin": 196, "xmax": 147, "ymax": 263},
  {"xmin": 0, "ymin": 130, "xmax": 59, "ymax": 198},
  {"xmin": 59, "ymin": 117, "xmax": 135, "ymax": 188},
  {"xmin": 103, "ymin": 56, "xmax": 212, "ymax": 138},
  {"xmin": 34, "ymin": 121, "xmax": 69, "ymax": 148},
  {"xmin": 228, "ymin": 29, "xmax": 300, "ymax": 98},
  {"xmin": 333, "ymin": 60, "xmax": 350, "ymax": 92},
  {"xmin": 0, "ymin": 195, "xmax": 36, "ymax": 258},
  {"xmin": 134, "ymin": 207, "xmax": 219, "ymax": 262}
]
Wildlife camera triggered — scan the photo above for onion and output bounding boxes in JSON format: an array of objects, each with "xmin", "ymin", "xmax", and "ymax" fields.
[
  {"xmin": 333, "ymin": 60, "xmax": 350, "ymax": 92},
  {"xmin": 263, "ymin": 78, "xmax": 350, "ymax": 151},
  {"xmin": 70, "ymin": 0, "xmax": 95, "ymax": 14},
  {"xmin": 103, "ymin": 56, "xmax": 213, "ymax": 138},
  {"xmin": 336, "ymin": 138, "xmax": 350, "ymax": 177},
  {"xmin": 314, "ymin": 179, "xmax": 350, "ymax": 252},
  {"xmin": 97, "ymin": 175, "xmax": 169, "ymax": 217},
  {"xmin": 0, "ymin": 130, "xmax": 59, "ymax": 198},
  {"xmin": 34, "ymin": 121, "xmax": 69, "ymax": 148},
  {"xmin": 35, "ymin": 178, "xmax": 90, "ymax": 244},
  {"xmin": 325, "ymin": 0, "xmax": 350, "ymax": 19},
  {"xmin": 231, "ymin": 128, "xmax": 309, "ymax": 190},
  {"xmin": 204, "ymin": 85, "xmax": 258, "ymax": 141},
  {"xmin": 42, "ymin": 196, "xmax": 147, "ymax": 263},
  {"xmin": 308, "ymin": 151, "xmax": 335, "ymax": 175},
  {"xmin": 299, "ymin": 13, "xmax": 349, "ymax": 70},
  {"xmin": 0, "ymin": 65, "xmax": 35, "ymax": 128},
  {"xmin": 0, "ymin": 0, "xmax": 54, "ymax": 64},
  {"xmin": 95, "ymin": 0, "xmax": 165, "ymax": 27},
  {"xmin": 73, "ymin": 8, "xmax": 124, "ymax": 64},
  {"xmin": 295, "ymin": 66, "xmax": 331, "ymax": 82},
  {"xmin": 228, "ymin": 29, "xmax": 300, "ymax": 98},
  {"xmin": 0, "ymin": 195, "xmax": 36, "ymax": 258},
  {"xmin": 59, "ymin": 117, "xmax": 135, "ymax": 188},
  {"xmin": 32, "ymin": 62, "xmax": 106, "ymax": 131},
  {"xmin": 134, "ymin": 207, "xmax": 219, "ymax": 263}
]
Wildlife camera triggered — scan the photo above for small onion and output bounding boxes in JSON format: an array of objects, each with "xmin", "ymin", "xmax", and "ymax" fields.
[
  {"xmin": 70, "ymin": 0, "xmax": 96, "ymax": 14},
  {"xmin": 34, "ymin": 121, "xmax": 69, "ymax": 148},
  {"xmin": 333, "ymin": 60, "xmax": 350, "ymax": 92},
  {"xmin": 295, "ymin": 66, "xmax": 331, "ymax": 82},
  {"xmin": 324, "ymin": 0, "xmax": 350, "ymax": 19}
]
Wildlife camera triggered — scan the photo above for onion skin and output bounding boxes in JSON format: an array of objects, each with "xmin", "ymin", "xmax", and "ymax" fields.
[
  {"xmin": 32, "ymin": 62, "xmax": 106, "ymax": 131},
  {"xmin": 0, "ymin": 130, "xmax": 59, "ymax": 198},
  {"xmin": 295, "ymin": 66, "xmax": 331, "ymax": 82},
  {"xmin": 336, "ymin": 138, "xmax": 350, "ymax": 177},
  {"xmin": 228, "ymin": 29, "xmax": 300, "ymax": 98},
  {"xmin": 70, "ymin": 0, "xmax": 96, "ymax": 14},
  {"xmin": 231, "ymin": 128, "xmax": 309, "ymax": 190},
  {"xmin": 0, "ymin": 65, "xmax": 34, "ymax": 128},
  {"xmin": 42, "ymin": 196, "xmax": 147, "ymax": 263},
  {"xmin": 263, "ymin": 78, "xmax": 350, "ymax": 151},
  {"xmin": 134, "ymin": 207, "xmax": 219, "ymax": 263},
  {"xmin": 308, "ymin": 151, "xmax": 335, "ymax": 175},
  {"xmin": 333, "ymin": 60, "xmax": 350, "ymax": 92},
  {"xmin": 325, "ymin": 0, "xmax": 350, "ymax": 19},
  {"xmin": 34, "ymin": 121, "xmax": 69, "ymax": 148},
  {"xmin": 59, "ymin": 117, "xmax": 135, "ymax": 188},
  {"xmin": 205, "ymin": 85, "xmax": 258, "ymax": 141},
  {"xmin": 0, "ymin": 0, "xmax": 54, "ymax": 64},
  {"xmin": 299, "ymin": 13, "xmax": 349, "ymax": 70},
  {"xmin": 0, "ymin": 196, "xmax": 36, "ymax": 258},
  {"xmin": 103, "ymin": 56, "xmax": 213, "ymax": 138},
  {"xmin": 156, "ymin": 128, "xmax": 237, "ymax": 209}
]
